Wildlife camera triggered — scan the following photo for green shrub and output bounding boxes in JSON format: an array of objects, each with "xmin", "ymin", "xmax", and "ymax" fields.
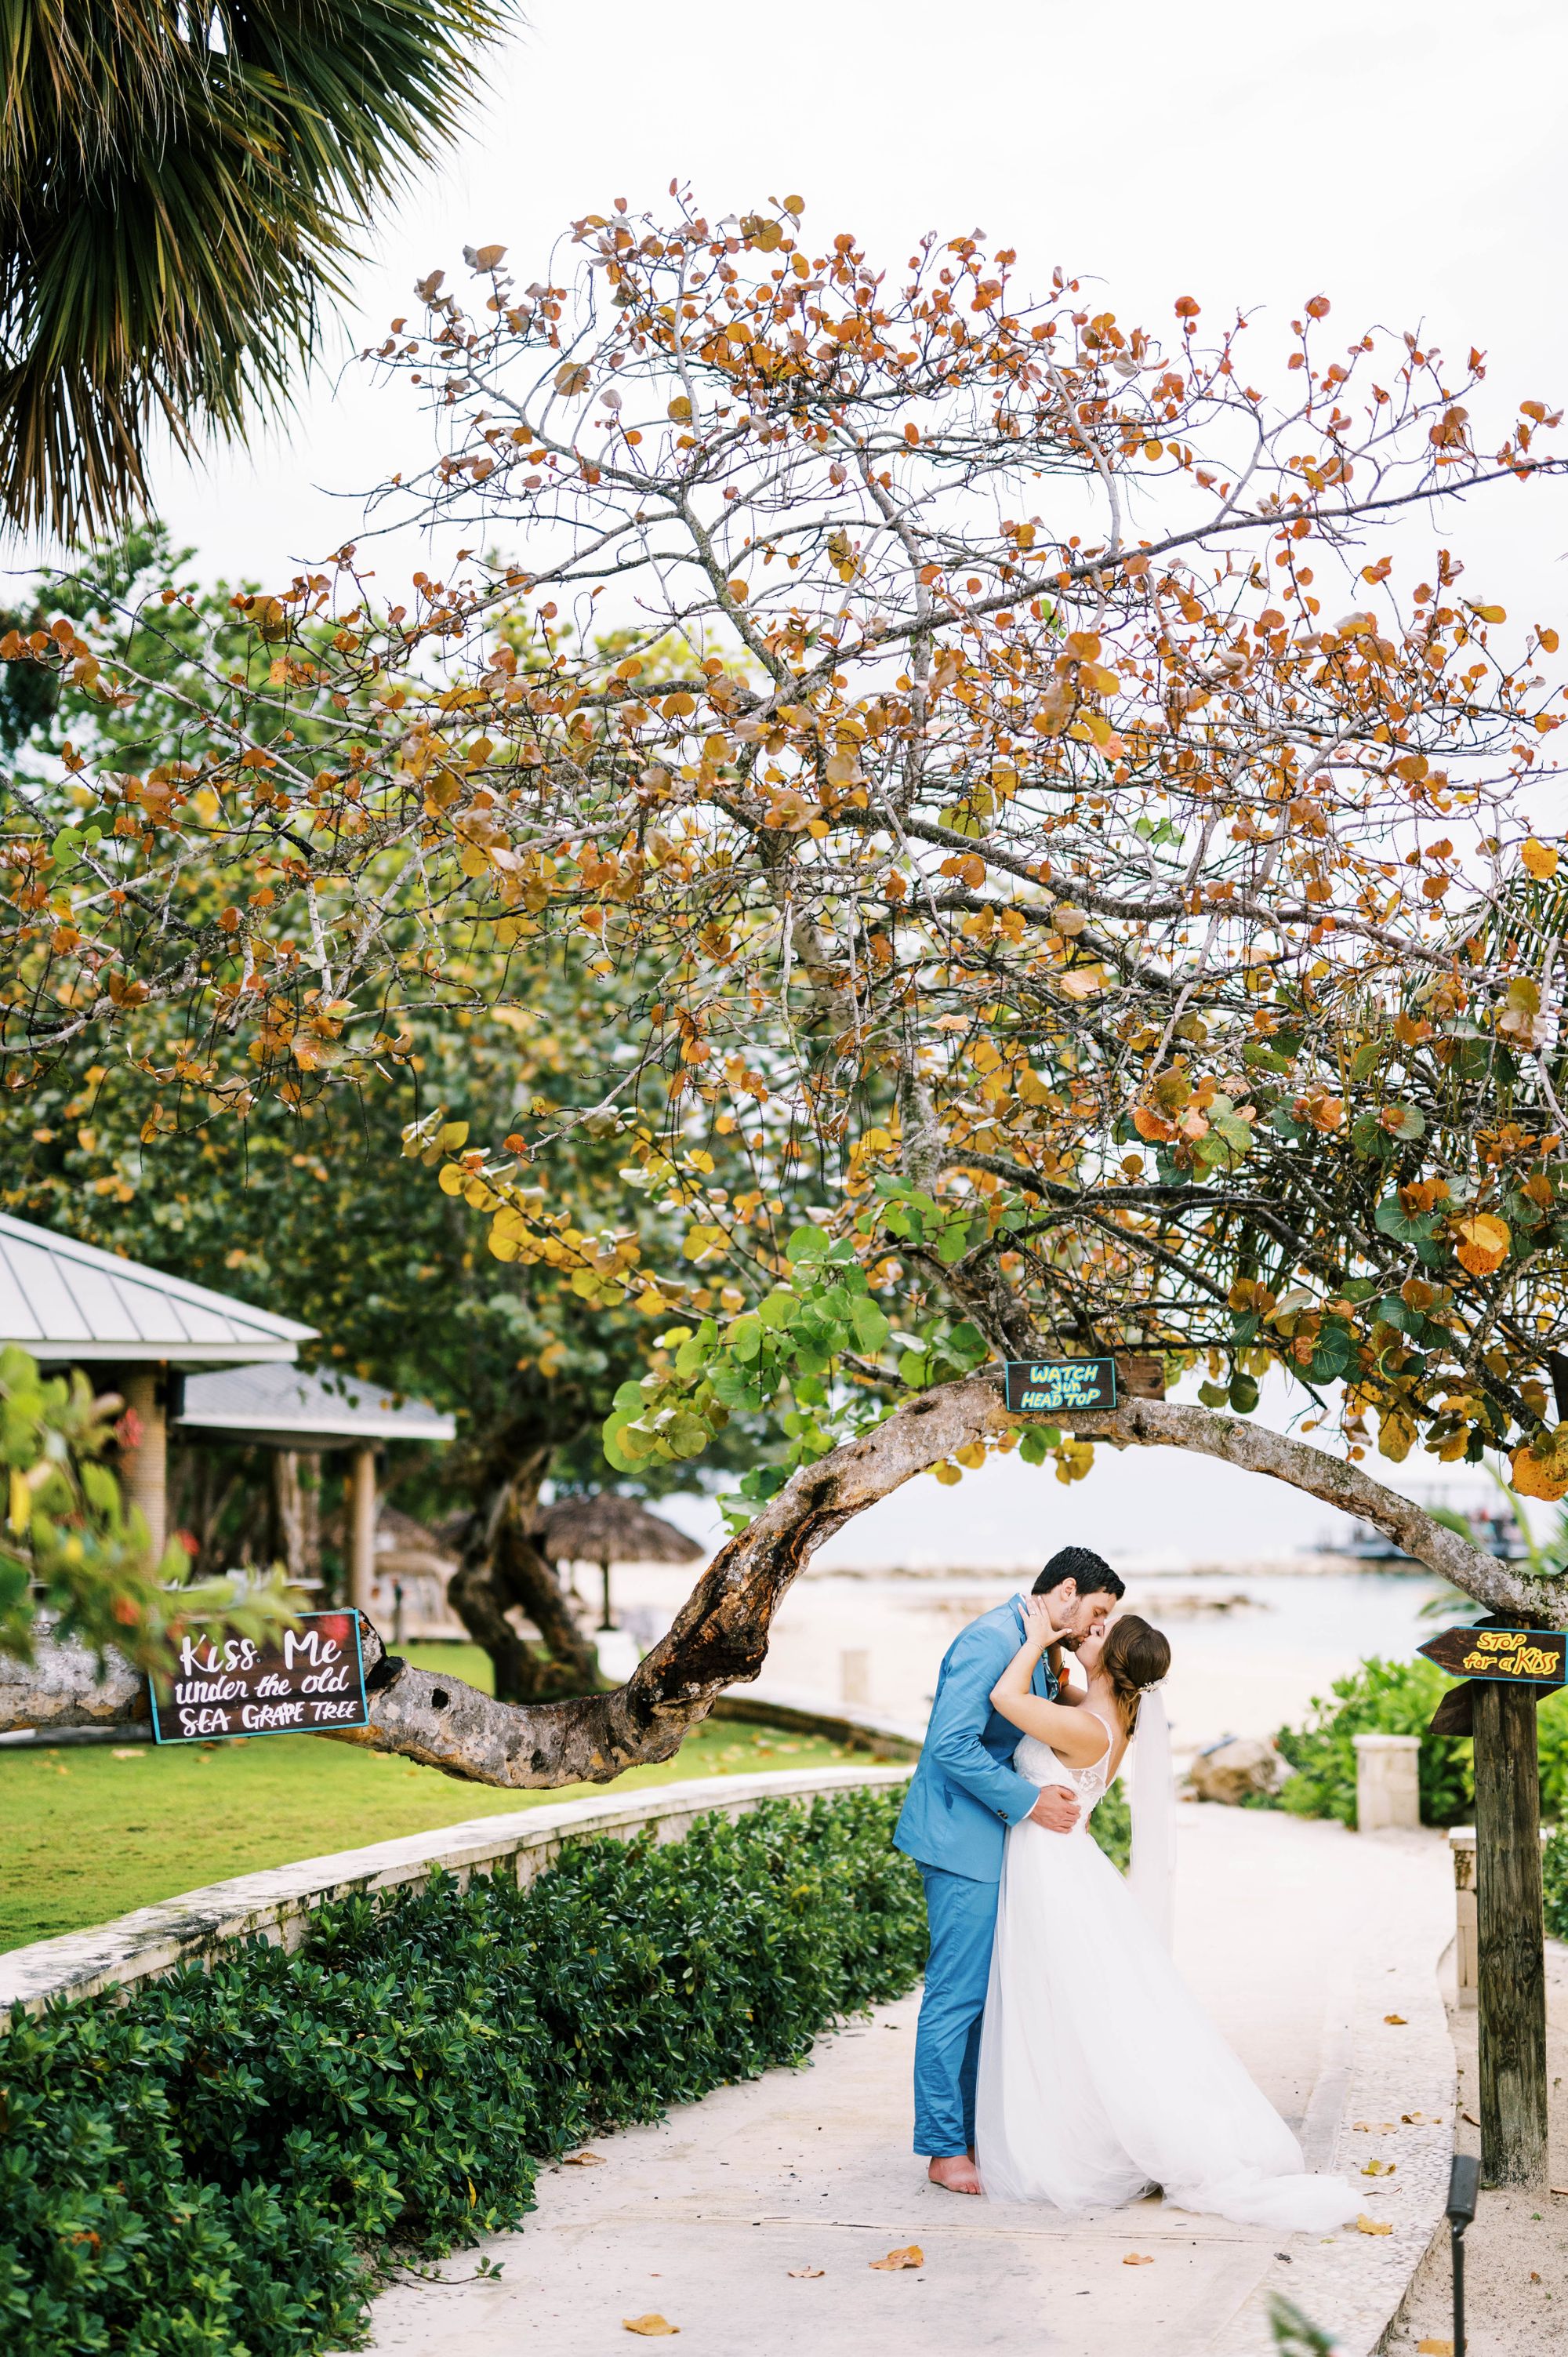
[
  {"xmin": 1273, "ymin": 1654, "xmax": 1568, "ymax": 1829},
  {"xmin": 0, "ymin": 1787, "xmax": 924, "ymax": 2357},
  {"xmin": 1545, "ymin": 1824, "xmax": 1568, "ymax": 1942},
  {"xmin": 1091, "ymin": 1778, "xmax": 1131, "ymax": 1870}
]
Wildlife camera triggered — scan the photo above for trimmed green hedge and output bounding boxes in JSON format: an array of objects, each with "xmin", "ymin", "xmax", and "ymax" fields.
[
  {"xmin": 1272, "ymin": 1654, "xmax": 1568, "ymax": 1830},
  {"xmin": 0, "ymin": 1787, "xmax": 924, "ymax": 2357}
]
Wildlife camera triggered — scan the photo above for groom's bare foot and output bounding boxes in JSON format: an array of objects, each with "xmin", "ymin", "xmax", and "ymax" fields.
[{"xmin": 927, "ymin": 2154, "xmax": 982, "ymax": 2195}]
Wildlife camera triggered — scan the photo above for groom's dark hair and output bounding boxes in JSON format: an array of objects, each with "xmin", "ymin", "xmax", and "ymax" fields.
[{"xmin": 1033, "ymin": 1545, "xmax": 1124, "ymax": 1600}]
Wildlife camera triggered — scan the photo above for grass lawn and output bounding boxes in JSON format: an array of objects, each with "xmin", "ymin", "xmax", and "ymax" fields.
[{"xmin": 0, "ymin": 1643, "xmax": 866, "ymax": 1952}]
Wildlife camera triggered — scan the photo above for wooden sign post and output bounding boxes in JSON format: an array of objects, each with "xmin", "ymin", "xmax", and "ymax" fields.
[
  {"xmin": 148, "ymin": 1609, "xmax": 370, "ymax": 1745},
  {"xmin": 1418, "ymin": 1622, "xmax": 1566, "ymax": 2192}
]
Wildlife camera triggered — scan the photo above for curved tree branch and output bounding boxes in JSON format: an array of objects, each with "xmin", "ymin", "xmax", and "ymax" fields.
[{"xmin": 2, "ymin": 1382, "xmax": 1559, "ymax": 1781}]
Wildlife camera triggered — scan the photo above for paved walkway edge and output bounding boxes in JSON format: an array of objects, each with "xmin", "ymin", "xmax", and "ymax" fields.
[{"xmin": 1210, "ymin": 1829, "xmax": 1457, "ymax": 2357}]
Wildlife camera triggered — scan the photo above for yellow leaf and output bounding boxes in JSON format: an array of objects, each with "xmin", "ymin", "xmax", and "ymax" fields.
[
  {"xmin": 1362, "ymin": 2159, "xmax": 1396, "ymax": 2174},
  {"xmin": 1356, "ymin": 2215, "xmax": 1393, "ymax": 2235},
  {"xmin": 1521, "ymin": 836, "xmax": 1559, "ymax": 881},
  {"xmin": 622, "ymin": 2318, "xmax": 679, "ymax": 2337},
  {"xmin": 1453, "ymin": 1214, "xmax": 1510, "ymax": 1277},
  {"xmin": 1417, "ymin": 2339, "xmax": 1454, "ymax": 2352},
  {"xmin": 563, "ymin": 2150, "xmax": 606, "ymax": 2166},
  {"xmin": 1123, "ymin": 2253, "xmax": 1156, "ymax": 2266},
  {"xmin": 869, "ymin": 2246, "xmax": 924, "ymax": 2271},
  {"xmin": 787, "ymin": 2267, "xmax": 825, "ymax": 2279},
  {"xmin": 1383, "ymin": 2014, "xmax": 1407, "ymax": 2025},
  {"xmin": 1471, "ymin": 603, "xmax": 1506, "ymax": 623},
  {"xmin": 1510, "ymin": 1440, "xmax": 1568, "ymax": 1502},
  {"xmin": 556, "ymin": 363, "xmax": 592, "ymax": 396},
  {"xmin": 437, "ymin": 1164, "xmax": 465, "ymax": 1195}
]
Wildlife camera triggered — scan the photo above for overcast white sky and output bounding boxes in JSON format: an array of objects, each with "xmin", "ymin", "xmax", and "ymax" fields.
[
  {"xmin": 13, "ymin": 1, "xmax": 1567, "ymax": 1567},
  {"xmin": 11, "ymin": 0, "xmax": 1563, "ymax": 617}
]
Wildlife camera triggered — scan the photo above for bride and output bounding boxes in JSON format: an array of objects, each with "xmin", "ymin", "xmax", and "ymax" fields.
[{"xmin": 973, "ymin": 1600, "xmax": 1356, "ymax": 2231}]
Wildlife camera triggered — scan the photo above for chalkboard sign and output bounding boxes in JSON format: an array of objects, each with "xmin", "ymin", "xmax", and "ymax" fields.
[
  {"xmin": 1417, "ymin": 1624, "xmax": 1567, "ymax": 1689},
  {"xmin": 148, "ymin": 1610, "xmax": 370, "ymax": 1744},
  {"xmin": 1004, "ymin": 1355, "xmax": 1118, "ymax": 1416}
]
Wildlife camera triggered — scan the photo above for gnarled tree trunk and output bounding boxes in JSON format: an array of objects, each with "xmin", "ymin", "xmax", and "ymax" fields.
[
  {"xmin": 5, "ymin": 1381, "xmax": 1563, "ymax": 1785},
  {"xmin": 445, "ymin": 1436, "xmax": 600, "ymax": 1702}
]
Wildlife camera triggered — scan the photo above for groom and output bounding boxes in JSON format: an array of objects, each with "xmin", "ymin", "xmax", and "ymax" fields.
[{"xmin": 894, "ymin": 1544, "xmax": 1126, "ymax": 2194}]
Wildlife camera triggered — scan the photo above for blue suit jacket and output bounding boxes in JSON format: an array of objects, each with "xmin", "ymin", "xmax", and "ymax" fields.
[{"xmin": 893, "ymin": 1596, "xmax": 1058, "ymax": 1883}]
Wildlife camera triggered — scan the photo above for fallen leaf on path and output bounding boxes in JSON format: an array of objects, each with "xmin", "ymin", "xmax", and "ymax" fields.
[
  {"xmin": 869, "ymin": 2246, "xmax": 923, "ymax": 2271},
  {"xmin": 787, "ymin": 2267, "xmax": 826, "ymax": 2279},
  {"xmin": 1356, "ymin": 2215, "xmax": 1392, "ymax": 2237},
  {"xmin": 622, "ymin": 2319, "xmax": 678, "ymax": 2337},
  {"xmin": 1361, "ymin": 2160, "xmax": 1396, "ymax": 2177},
  {"xmin": 1530, "ymin": 2272, "xmax": 1542, "ymax": 2284},
  {"xmin": 1383, "ymin": 2014, "xmax": 1407, "ymax": 2025},
  {"xmin": 1403, "ymin": 2112, "xmax": 1439, "ymax": 2124},
  {"xmin": 1461, "ymin": 2112, "xmax": 1479, "ymax": 2126},
  {"xmin": 1122, "ymin": 2253, "xmax": 1155, "ymax": 2266},
  {"xmin": 1550, "ymin": 2184, "xmax": 1568, "ymax": 2198},
  {"xmin": 1417, "ymin": 2340, "xmax": 1454, "ymax": 2354},
  {"xmin": 111, "ymin": 1748, "xmax": 144, "ymax": 1759},
  {"xmin": 564, "ymin": 2152, "xmax": 606, "ymax": 2166}
]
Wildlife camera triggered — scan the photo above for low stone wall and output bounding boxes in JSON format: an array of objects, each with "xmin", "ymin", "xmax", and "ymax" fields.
[{"xmin": 0, "ymin": 1760, "xmax": 914, "ymax": 2018}]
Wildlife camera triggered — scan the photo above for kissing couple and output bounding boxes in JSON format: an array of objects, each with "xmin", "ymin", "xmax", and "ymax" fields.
[{"xmin": 893, "ymin": 1545, "xmax": 1356, "ymax": 2228}]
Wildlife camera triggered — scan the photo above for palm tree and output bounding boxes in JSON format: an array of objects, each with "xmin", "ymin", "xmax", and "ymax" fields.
[{"xmin": 0, "ymin": 1, "xmax": 508, "ymax": 542}]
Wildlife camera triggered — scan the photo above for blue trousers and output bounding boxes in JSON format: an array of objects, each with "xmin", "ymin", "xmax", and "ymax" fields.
[{"xmin": 912, "ymin": 1864, "xmax": 1000, "ymax": 2157}]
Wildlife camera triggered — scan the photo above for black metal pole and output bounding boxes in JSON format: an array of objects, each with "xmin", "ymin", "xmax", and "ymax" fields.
[{"xmin": 1446, "ymin": 2154, "xmax": 1480, "ymax": 2357}]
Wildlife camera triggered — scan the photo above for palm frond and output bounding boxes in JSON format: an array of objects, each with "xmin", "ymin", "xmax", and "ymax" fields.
[{"xmin": 0, "ymin": 1, "xmax": 511, "ymax": 541}]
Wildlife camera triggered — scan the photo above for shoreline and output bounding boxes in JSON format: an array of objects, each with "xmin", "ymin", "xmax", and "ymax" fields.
[{"xmin": 798, "ymin": 1553, "xmax": 1440, "ymax": 1583}]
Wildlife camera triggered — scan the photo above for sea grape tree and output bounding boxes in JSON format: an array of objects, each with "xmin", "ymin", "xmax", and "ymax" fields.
[{"xmin": 4, "ymin": 191, "xmax": 1568, "ymax": 1777}]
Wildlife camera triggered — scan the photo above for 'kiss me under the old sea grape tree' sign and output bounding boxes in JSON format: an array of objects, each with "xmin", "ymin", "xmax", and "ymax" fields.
[{"xmin": 148, "ymin": 1610, "xmax": 370, "ymax": 1743}]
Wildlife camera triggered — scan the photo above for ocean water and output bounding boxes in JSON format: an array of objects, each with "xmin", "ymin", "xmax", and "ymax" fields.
[{"xmin": 615, "ymin": 1560, "xmax": 1456, "ymax": 1749}]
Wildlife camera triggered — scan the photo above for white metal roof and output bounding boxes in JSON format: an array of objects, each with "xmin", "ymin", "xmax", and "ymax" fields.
[
  {"xmin": 0, "ymin": 1214, "xmax": 315, "ymax": 1367},
  {"xmin": 178, "ymin": 1361, "xmax": 456, "ymax": 1447}
]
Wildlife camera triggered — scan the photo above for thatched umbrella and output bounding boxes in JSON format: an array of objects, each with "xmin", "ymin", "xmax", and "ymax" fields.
[{"xmin": 535, "ymin": 1493, "xmax": 702, "ymax": 1631}]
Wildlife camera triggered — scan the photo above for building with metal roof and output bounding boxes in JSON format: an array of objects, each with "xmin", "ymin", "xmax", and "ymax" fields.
[
  {"xmin": 0, "ymin": 1213, "xmax": 314, "ymax": 1367},
  {"xmin": 177, "ymin": 1364, "xmax": 455, "ymax": 1449},
  {"xmin": 0, "ymin": 1212, "xmax": 315, "ymax": 1559},
  {"xmin": 177, "ymin": 1366, "xmax": 457, "ymax": 1612}
]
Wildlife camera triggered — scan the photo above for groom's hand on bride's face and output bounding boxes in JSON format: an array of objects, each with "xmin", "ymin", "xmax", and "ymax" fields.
[{"xmin": 1026, "ymin": 1784, "xmax": 1080, "ymax": 1835}]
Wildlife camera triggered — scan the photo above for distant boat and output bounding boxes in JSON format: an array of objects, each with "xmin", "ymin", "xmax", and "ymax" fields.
[{"xmin": 1326, "ymin": 1497, "xmax": 1530, "ymax": 1567}]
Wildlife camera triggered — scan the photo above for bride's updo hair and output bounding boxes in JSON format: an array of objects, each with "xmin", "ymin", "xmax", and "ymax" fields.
[{"xmin": 1102, "ymin": 1615, "xmax": 1171, "ymax": 1737}]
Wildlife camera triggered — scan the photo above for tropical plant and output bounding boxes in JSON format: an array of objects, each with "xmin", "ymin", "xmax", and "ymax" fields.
[
  {"xmin": 0, "ymin": 1342, "xmax": 293, "ymax": 1674},
  {"xmin": 1271, "ymin": 1652, "xmax": 1568, "ymax": 1828},
  {"xmin": 5, "ymin": 195, "xmax": 1568, "ymax": 1788},
  {"xmin": 1269, "ymin": 2293, "xmax": 1341, "ymax": 2355},
  {"xmin": 0, "ymin": 0, "xmax": 508, "ymax": 539}
]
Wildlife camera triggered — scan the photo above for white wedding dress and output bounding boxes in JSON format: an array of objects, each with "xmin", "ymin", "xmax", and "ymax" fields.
[{"xmin": 974, "ymin": 1716, "xmax": 1356, "ymax": 2230}]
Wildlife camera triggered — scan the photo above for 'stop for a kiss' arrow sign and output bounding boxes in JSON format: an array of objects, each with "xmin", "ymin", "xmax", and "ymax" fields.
[{"xmin": 1416, "ymin": 1623, "xmax": 1568, "ymax": 1688}]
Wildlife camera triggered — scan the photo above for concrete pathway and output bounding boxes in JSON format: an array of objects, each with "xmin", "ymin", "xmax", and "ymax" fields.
[{"xmin": 366, "ymin": 1809, "xmax": 1456, "ymax": 2357}]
